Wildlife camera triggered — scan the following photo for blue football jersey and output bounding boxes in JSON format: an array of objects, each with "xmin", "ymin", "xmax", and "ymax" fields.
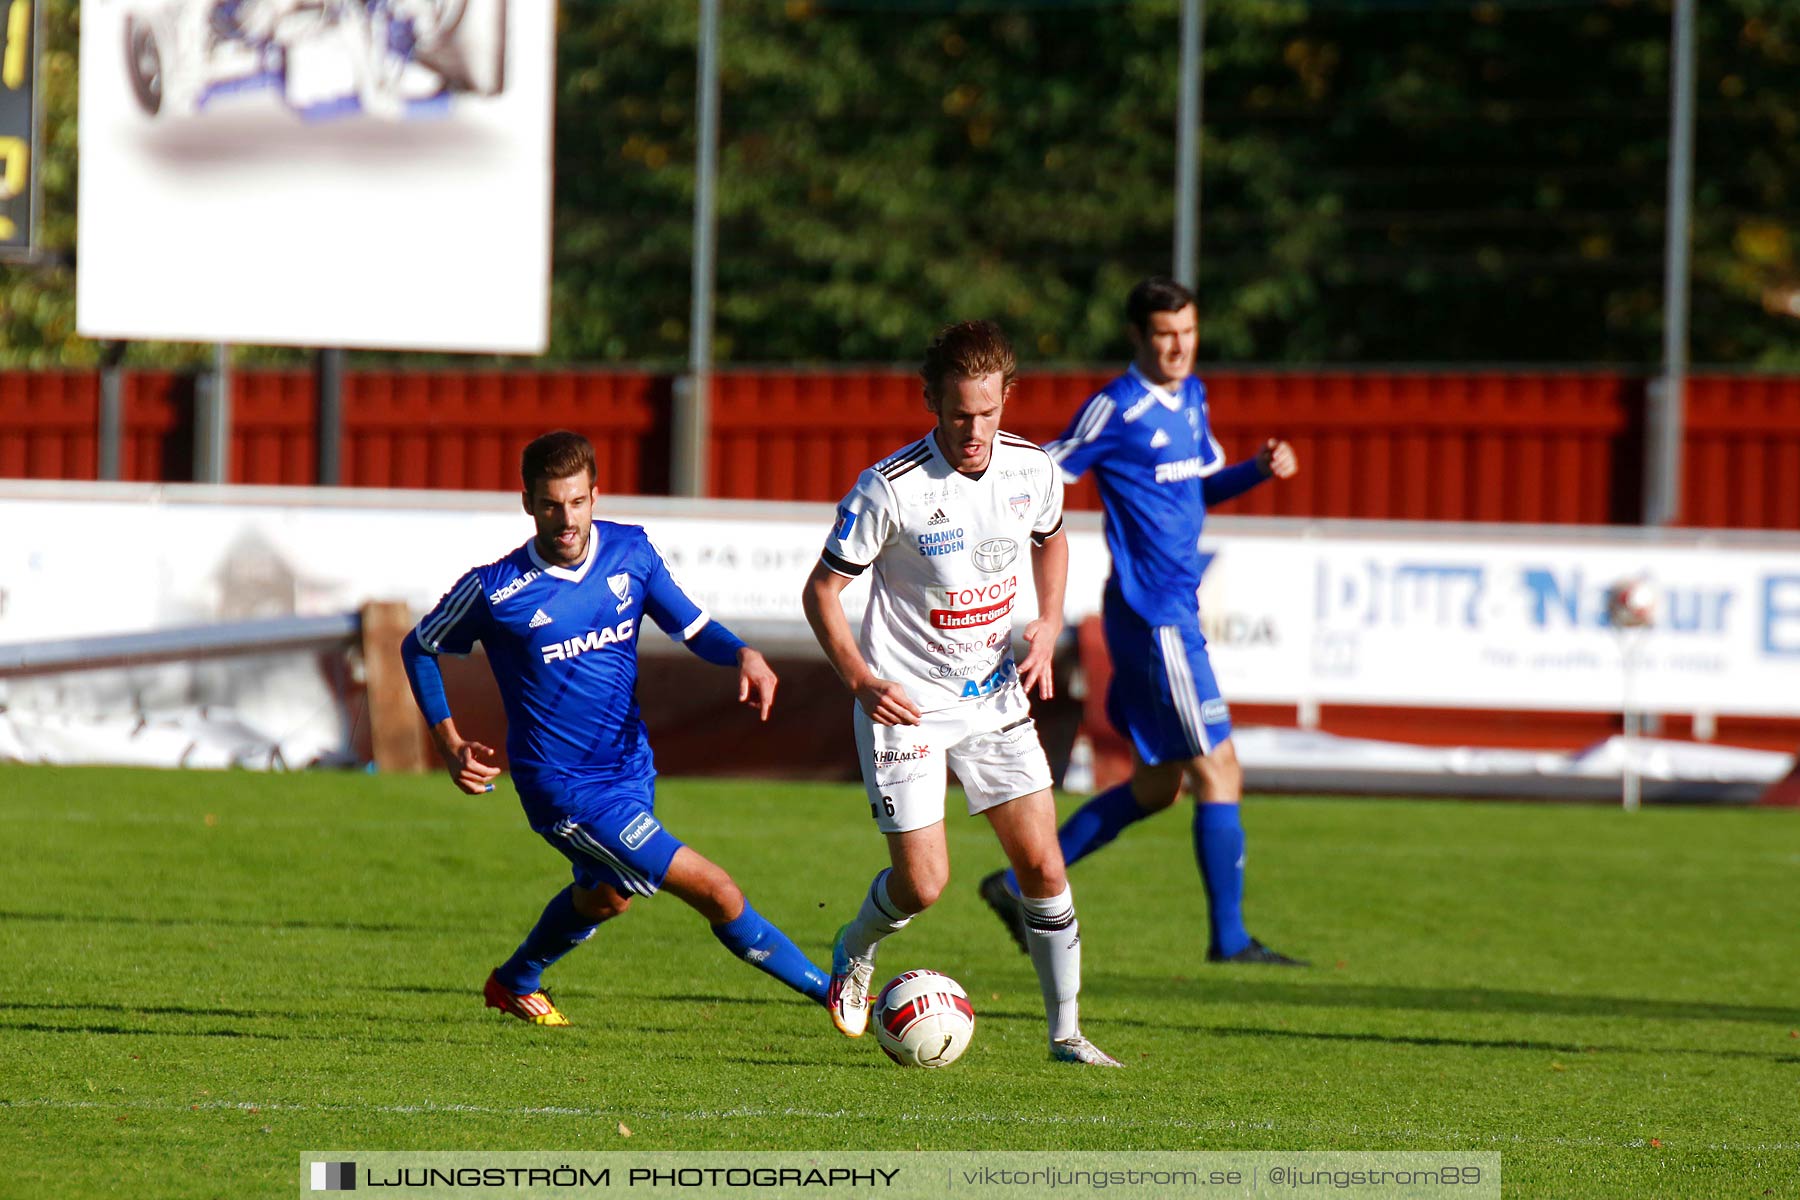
[
  {"xmin": 1046, "ymin": 364, "xmax": 1226, "ymax": 627},
  {"xmin": 411, "ymin": 521, "xmax": 711, "ymax": 779}
]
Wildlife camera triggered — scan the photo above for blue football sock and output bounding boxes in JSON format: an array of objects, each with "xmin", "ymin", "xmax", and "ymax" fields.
[
  {"xmin": 494, "ymin": 886, "xmax": 601, "ymax": 994},
  {"xmin": 712, "ymin": 901, "xmax": 830, "ymax": 1004},
  {"xmin": 1004, "ymin": 782, "xmax": 1144, "ymax": 894},
  {"xmin": 1195, "ymin": 802, "xmax": 1250, "ymax": 958}
]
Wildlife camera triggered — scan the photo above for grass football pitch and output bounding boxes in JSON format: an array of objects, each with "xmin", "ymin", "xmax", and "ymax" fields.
[{"xmin": 2, "ymin": 765, "xmax": 1796, "ymax": 1198}]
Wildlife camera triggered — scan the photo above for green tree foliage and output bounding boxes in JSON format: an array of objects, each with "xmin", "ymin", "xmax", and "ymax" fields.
[
  {"xmin": 0, "ymin": 0, "xmax": 81, "ymax": 366},
  {"xmin": 4, "ymin": 0, "xmax": 1798, "ymax": 367}
]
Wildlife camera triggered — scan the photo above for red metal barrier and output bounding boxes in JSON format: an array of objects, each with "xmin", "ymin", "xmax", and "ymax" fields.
[
  {"xmin": 704, "ymin": 369, "xmax": 1651, "ymax": 524},
  {"xmin": 121, "ymin": 371, "xmax": 195, "ymax": 483},
  {"xmin": 1684, "ymin": 376, "xmax": 1800, "ymax": 531},
  {"xmin": 339, "ymin": 371, "xmax": 670, "ymax": 493},
  {"xmin": 0, "ymin": 372, "xmax": 98, "ymax": 480},
  {"xmin": 1, "ymin": 367, "xmax": 1793, "ymax": 529}
]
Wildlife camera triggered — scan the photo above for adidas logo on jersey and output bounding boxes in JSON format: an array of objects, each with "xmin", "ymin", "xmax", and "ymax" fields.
[
  {"xmin": 927, "ymin": 509, "xmax": 950, "ymax": 526},
  {"xmin": 528, "ymin": 609, "xmax": 554, "ymax": 629},
  {"xmin": 1150, "ymin": 428, "xmax": 1172, "ymax": 449}
]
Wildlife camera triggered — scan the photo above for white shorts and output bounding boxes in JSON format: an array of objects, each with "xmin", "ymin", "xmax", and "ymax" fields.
[{"xmin": 853, "ymin": 685, "xmax": 1055, "ymax": 834}]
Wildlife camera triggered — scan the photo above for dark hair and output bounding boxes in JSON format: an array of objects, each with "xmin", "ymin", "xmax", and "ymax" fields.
[
  {"xmin": 920, "ymin": 319, "xmax": 1017, "ymax": 404},
  {"xmin": 520, "ymin": 430, "xmax": 597, "ymax": 495},
  {"xmin": 1125, "ymin": 276, "xmax": 1196, "ymax": 334}
]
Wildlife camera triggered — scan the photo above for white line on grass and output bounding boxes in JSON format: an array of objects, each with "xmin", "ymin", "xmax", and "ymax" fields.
[{"xmin": 6, "ymin": 1097, "xmax": 1797, "ymax": 1154}]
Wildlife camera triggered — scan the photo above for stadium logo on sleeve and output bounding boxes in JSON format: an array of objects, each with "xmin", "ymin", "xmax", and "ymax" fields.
[
  {"xmin": 1201, "ymin": 699, "xmax": 1231, "ymax": 726},
  {"xmin": 1123, "ymin": 394, "xmax": 1160, "ymax": 423},
  {"xmin": 489, "ymin": 570, "xmax": 542, "ymax": 604},
  {"xmin": 972, "ymin": 538, "xmax": 1018, "ymax": 573},
  {"xmin": 619, "ymin": 813, "xmax": 661, "ymax": 850}
]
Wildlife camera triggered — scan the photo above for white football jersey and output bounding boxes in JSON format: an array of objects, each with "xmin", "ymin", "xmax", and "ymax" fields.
[{"xmin": 821, "ymin": 430, "xmax": 1065, "ymax": 712}]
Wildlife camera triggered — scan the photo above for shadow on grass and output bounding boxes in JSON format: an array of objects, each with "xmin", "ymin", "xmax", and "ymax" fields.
[
  {"xmin": 0, "ymin": 1019, "xmax": 498, "ymax": 1046},
  {"xmin": 0, "ymin": 1000, "xmax": 303, "ymax": 1020},
  {"xmin": 1199, "ymin": 1023, "xmax": 1800, "ymax": 1065},
  {"xmin": 1081, "ymin": 974, "xmax": 1800, "ymax": 1025},
  {"xmin": 0, "ymin": 909, "xmax": 432, "ymax": 935}
]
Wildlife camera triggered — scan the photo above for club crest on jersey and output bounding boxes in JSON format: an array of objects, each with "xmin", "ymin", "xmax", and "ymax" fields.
[
  {"xmin": 540, "ymin": 618, "xmax": 636, "ymax": 663},
  {"xmin": 1008, "ymin": 494, "xmax": 1031, "ymax": 518},
  {"xmin": 972, "ymin": 537, "xmax": 1018, "ymax": 574},
  {"xmin": 1150, "ymin": 428, "xmax": 1172, "ymax": 449},
  {"xmin": 619, "ymin": 813, "xmax": 661, "ymax": 850},
  {"xmin": 608, "ymin": 572, "xmax": 633, "ymax": 613}
]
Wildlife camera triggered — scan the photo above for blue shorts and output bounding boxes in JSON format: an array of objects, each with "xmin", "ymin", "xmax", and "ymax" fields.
[
  {"xmin": 1102, "ymin": 588, "xmax": 1233, "ymax": 766},
  {"xmin": 514, "ymin": 768, "xmax": 685, "ymax": 898}
]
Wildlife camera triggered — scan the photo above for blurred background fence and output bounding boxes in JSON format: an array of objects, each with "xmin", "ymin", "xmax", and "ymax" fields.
[{"xmin": 3, "ymin": 365, "xmax": 1795, "ymax": 528}]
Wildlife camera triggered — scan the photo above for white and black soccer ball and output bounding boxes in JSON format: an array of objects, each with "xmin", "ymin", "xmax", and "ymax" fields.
[
  {"xmin": 872, "ymin": 970, "xmax": 975, "ymax": 1068},
  {"xmin": 1606, "ymin": 577, "xmax": 1657, "ymax": 629}
]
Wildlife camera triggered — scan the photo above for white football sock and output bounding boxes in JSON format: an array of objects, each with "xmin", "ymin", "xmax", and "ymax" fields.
[
  {"xmin": 1018, "ymin": 884, "xmax": 1081, "ymax": 1042},
  {"xmin": 839, "ymin": 868, "xmax": 914, "ymax": 962}
]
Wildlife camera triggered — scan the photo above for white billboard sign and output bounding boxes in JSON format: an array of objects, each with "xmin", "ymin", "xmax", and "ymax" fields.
[
  {"xmin": 1, "ymin": 486, "xmax": 1796, "ymax": 721},
  {"xmin": 76, "ymin": 0, "xmax": 553, "ymax": 352},
  {"xmin": 1196, "ymin": 532, "xmax": 1800, "ymax": 718}
]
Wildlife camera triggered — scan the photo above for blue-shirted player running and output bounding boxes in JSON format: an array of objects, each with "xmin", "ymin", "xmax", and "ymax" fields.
[
  {"xmin": 402, "ymin": 430, "xmax": 830, "ymax": 1025},
  {"xmin": 980, "ymin": 277, "xmax": 1307, "ymax": 966}
]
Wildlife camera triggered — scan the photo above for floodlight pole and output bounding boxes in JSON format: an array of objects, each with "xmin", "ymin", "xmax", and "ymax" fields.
[
  {"xmin": 98, "ymin": 342, "xmax": 125, "ymax": 481},
  {"xmin": 1174, "ymin": 0, "xmax": 1205, "ymax": 289},
  {"xmin": 675, "ymin": 0, "xmax": 721, "ymax": 499},
  {"xmin": 1621, "ymin": 631, "xmax": 1643, "ymax": 812},
  {"xmin": 316, "ymin": 347, "xmax": 345, "ymax": 486},
  {"xmin": 1648, "ymin": 0, "xmax": 1696, "ymax": 527},
  {"xmin": 196, "ymin": 342, "xmax": 231, "ymax": 484}
]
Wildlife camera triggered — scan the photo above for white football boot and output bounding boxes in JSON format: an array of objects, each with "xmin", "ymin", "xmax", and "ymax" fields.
[{"xmin": 827, "ymin": 923, "xmax": 875, "ymax": 1038}]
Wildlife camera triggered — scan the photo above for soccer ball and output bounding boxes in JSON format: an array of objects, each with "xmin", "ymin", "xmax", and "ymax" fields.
[
  {"xmin": 872, "ymin": 970, "xmax": 975, "ymax": 1068},
  {"xmin": 1605, "ymin": 577, "xmax": 1656, "ymax": 629}
]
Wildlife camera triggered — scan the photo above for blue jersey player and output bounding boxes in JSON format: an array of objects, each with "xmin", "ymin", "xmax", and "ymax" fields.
[
  {"xmin": 401, "ymin": 430, "xmax": 829, "ymax": 1025},
  {"xmin": 980, "ymin": 277, "xmax": 1307, "ymax": 966}
]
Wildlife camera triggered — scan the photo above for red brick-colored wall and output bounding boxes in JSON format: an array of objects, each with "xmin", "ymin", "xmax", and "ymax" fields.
[{"xmin": 1, "ymin": 367, "xmax": 1792, "ymax": 529}]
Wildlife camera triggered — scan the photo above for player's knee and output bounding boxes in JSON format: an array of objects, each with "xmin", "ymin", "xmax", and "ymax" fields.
[
  {"xmin": 889, "ymin": 867, "xmax": 946, "ymax": 912},
  {"xmin": 571, "ymin": 885, "xmax": 631, "ymax": 922},
  {"xmin": 1011, "ymin": 853, "xmax": 1067, "ymax": 898},
  {"xmin": 697, "ymin": 872, "xmax": 745, "ymax": 923},
  {"xmin": 1131, "ymin": 770, "xmax": 1181, "ymax": 813},
  {"xmin": 1191, "ymin": 743, "xmax": 1242, "ymax": 799}
]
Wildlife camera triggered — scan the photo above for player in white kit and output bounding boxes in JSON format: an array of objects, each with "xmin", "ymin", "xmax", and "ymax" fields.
[{"xmin": 801, "ymin": 320, "xmax": 1120, "ymax": 1066}]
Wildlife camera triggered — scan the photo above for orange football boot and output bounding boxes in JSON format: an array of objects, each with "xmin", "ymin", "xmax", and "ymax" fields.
[{"xmin": 483, "ymin": 970, "xmax": 571, "ymax": 1026}]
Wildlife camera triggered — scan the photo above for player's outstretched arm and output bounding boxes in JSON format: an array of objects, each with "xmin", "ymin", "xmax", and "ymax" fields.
[
  {"xmin": 1202, "ymin": 438, "xmax": 1299, "ymax": 508},
  {"xmin": 642, "ymin": 551, "xmax": 783, "ymax": 722},
  {"xmin": 1020, "ymin": 529, "xmax": 1068, "ymax": 701},
  {"xmin": 400, "ymin": 629, "xmax": 499, "ymax": 795},
  {"xmin": 801, "ymin": 561, "xmax": 922, "ymax": 726}
]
